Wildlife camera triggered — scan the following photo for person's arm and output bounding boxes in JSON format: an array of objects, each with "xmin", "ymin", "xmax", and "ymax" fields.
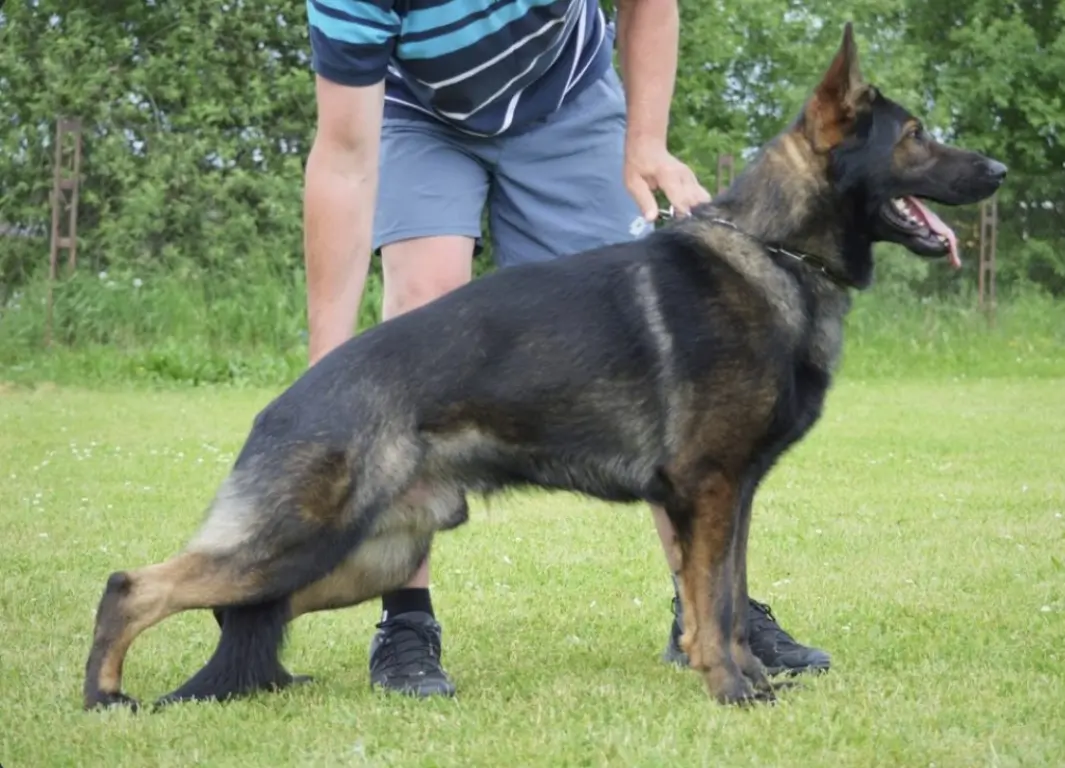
[
  {"xmin": 613, "ymin": 0, "xmax": 710, "ymax": 220},
  {"xmin": 304, "ymin": 78, "xmax": 385, "ymax": 365},
  {"xmin": 303, "ymin": 0, "xmax": 399, "ymax": 365}
]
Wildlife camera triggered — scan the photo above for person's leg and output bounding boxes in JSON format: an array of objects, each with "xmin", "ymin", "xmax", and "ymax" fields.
[
  {"xmin": 366, "ymin": 116, "xmax": 490, "ymax": 698},
  {"xmin": 381, "ymin": 237, "xmax": 473, "ymax": 321},
  {"xmin": 490, "ymin": 67, "xmax": 831, "ymax": 676}
]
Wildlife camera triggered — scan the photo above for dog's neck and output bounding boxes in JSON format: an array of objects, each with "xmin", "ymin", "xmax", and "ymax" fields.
[
  {"xmin": 694, "ymin": 129, "xmax": 860, "ymax": 374},
  {"xmin": 704, "ymin": 129, "xmax": 874, "ymax": 291}
]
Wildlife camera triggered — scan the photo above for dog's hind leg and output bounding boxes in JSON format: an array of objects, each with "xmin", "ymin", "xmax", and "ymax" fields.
[
  {"xmin": 127, "ymin": 511, "xmax": 379, "ymax": 711},
  {"xmin": 83, "ymin": 551, "xmax": 283, "ymax": 711},
  {"xmin": 288, "ymin": 531, "xmax": 434, "ymax": 619},
  {"xmin": 84, "ymin": 463, "xmax": 396, "ymax": 711},
  {"xmin": 154, "ymin": 480, "xmax": 461, "ymax": 708},
  {"xmin": 288, "ymin": 483, "xmax": 466, "ymax": 619},
  {"xmin": 674, "ymin": 470, "xmax": 761, "ymax": 706}
]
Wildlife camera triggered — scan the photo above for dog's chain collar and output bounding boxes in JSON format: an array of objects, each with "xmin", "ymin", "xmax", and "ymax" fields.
[{"xmin": 657, "ymin": 206, "xmax": 857, "ymax": 291}]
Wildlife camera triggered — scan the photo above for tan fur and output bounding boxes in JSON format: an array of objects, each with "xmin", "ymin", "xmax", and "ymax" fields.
[
  {"xmin": 805, "ymin": 22, "xmax": 865, "ymax": 152},
  {"xmin": 289, "ymin": 532, "xmax": 430, "ymax": 618},
  {"xmin": 676, "ymin": 472, "xmax": 739, "ymax": 696},
  {"xmin": 89, "ymin": 553, "xmax": 260, "ymax": 696},
  {"xmin": 187, "ymin": 471, "xmax": 261, "ymax": 554}
]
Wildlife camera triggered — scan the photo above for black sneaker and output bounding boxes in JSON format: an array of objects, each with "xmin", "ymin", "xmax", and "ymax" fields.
[
  {"xmin": 662, "ymin": 596, "xmax": 831, "ymax": 676},
  {"xmin": 661, "ymin": 595, "xmax": 690, "ymax": 667},
  {"xmin": 368, "ymin": 611, "xmax": 456, "ymax": 698}
]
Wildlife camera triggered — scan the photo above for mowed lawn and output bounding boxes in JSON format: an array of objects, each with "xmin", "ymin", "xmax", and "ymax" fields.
[{"xmin": 1, "ymin": 378, "xmax": 1063, "ymax": 768}]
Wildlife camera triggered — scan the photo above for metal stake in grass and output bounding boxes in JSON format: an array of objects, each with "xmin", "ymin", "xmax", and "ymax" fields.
[
  {"xmin": 978, "ymin": 192, "xmax": 999, "ymax": 328},
  {"xmin": 46, "ymin": 116, "xmax": 83, "ymax": 348}
]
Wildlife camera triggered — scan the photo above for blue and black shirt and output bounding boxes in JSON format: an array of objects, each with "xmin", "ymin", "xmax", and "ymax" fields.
[{"xmin": 307, "ymin": 0, "xmax": 614, "ymax": 137}]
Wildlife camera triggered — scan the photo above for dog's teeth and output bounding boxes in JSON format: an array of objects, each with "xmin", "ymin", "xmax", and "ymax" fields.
[
  {"xmin": 892, "ymin": 199, "xmax": 920, "ymax": 224},
  {"xmin": 891, "ymin": 198, "xmax": 929, "ymax": 230}
]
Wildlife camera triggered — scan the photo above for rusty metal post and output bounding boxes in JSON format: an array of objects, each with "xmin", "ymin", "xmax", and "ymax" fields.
[
  {"xmin": 46, "ymin": 117, "xmax": 83, "ymax": 347},
  {"xmin": 716, "ymin": 153, "xmax": 735, "ymax": 195},
  {"xmin": 977, "ymin": 192, "xmax": 998, "ymax": 327}
]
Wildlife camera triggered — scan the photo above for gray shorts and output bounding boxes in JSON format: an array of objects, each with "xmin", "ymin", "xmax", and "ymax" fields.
[{"xmin": 372, "ymin": 67, "xmax": 651, "ymax": 266}]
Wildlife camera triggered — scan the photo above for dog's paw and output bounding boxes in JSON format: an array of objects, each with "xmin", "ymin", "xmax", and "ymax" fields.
[
  {"xmin": 707, "ymin": 667, "xmax": 776, "ymax": 707},
  {"xmin": 734, "ymin": 646, "xmax": 772, "ymax": 694},
  {"xmin": 84, "ymin": 689, "xmax": 140, "ymax": 713}
]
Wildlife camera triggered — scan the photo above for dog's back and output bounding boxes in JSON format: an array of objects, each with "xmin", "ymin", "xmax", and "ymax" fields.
[{"xmin": 250, "ymin": 228, "xmax": 803, "ymax": 509}]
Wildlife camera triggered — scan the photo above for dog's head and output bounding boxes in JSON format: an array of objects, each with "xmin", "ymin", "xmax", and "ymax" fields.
[{"xmin": 801, "ymin": 23, "xmax": 1007, "ymax": 268}]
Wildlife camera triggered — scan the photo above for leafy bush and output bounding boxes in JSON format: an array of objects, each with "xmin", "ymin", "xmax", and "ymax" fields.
[{"xmin": 1, "ymin": 0, "xmax": 1062, "ymax": 383}]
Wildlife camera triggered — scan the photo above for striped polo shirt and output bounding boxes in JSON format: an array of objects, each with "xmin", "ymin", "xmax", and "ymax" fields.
[{"xmin": 307, "ymin": 0, "xmax": 614, "ymax": 137}]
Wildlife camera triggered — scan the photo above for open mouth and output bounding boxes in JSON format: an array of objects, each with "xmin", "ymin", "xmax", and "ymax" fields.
[{"xmin": 879, "ymin": 196, "xmax": 961, "ymax": 269}]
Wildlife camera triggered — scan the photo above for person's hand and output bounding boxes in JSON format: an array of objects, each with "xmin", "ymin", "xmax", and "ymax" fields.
[{"xmin": 623, "ymin": 138, "xmax": 711, "ymax": 222}]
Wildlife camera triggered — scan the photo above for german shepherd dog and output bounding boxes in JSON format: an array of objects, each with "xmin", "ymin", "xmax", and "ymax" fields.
[{"xmin": 83, "ymin": 23, "xmax": 1006, "ymax": 711}]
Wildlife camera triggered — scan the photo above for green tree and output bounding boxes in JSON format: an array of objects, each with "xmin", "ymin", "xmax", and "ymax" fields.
[
  {"xmin": 904, "ymin": 0, "xmax": 1065, "ymax": 293},
  {"xmin": 0, "ymin": 0, "xmax": 316, "ymax": 289},
  {"xmin": 2, "ymin": 0, "xmax": 1060, "ymax": 307}
]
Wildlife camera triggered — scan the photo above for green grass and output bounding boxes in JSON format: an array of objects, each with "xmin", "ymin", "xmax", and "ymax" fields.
[{"xmin": 1, "ymin": 378, "xmax": 1063, "ymax": 767}]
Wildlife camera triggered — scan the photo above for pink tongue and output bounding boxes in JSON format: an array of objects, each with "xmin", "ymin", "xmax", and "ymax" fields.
[{"xmin": 901, "ymin": 196, "xmax": 961, "ymax": 269}]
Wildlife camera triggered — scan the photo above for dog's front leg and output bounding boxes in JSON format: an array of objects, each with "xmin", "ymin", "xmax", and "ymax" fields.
[
  {"xmin": 728, "ymin": 476, "xmax": 773, "ymax": 698},
  {"xmin": 674, "ymin": 471, "xmax": 758, "ymax": 705}
]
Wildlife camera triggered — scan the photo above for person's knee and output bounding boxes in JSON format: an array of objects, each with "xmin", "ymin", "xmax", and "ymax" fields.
[{"xmin": 381, "ymin": 236, "xmax": 475, "ymax": 318}]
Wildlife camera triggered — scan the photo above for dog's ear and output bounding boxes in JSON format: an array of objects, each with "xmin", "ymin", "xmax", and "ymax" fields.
[{"xmin": 804, "ymin": 22, "xmax": 873, "ymax": 152}]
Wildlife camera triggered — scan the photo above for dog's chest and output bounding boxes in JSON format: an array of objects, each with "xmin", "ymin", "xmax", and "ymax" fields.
[{"xmin": 805, "ymin": 290, "xmax": 849, "ymax": 374}]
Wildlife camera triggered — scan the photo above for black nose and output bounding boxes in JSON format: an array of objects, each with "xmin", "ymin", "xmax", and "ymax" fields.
[{"xmin": 984, "ymin": 159, "xmax": 1008, "ymax": 180}]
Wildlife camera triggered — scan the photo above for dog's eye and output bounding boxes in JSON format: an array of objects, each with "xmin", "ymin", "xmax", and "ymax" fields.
[{"xmin": 907, "ymin": 125, "xmax": 924, "ymax": 141}]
